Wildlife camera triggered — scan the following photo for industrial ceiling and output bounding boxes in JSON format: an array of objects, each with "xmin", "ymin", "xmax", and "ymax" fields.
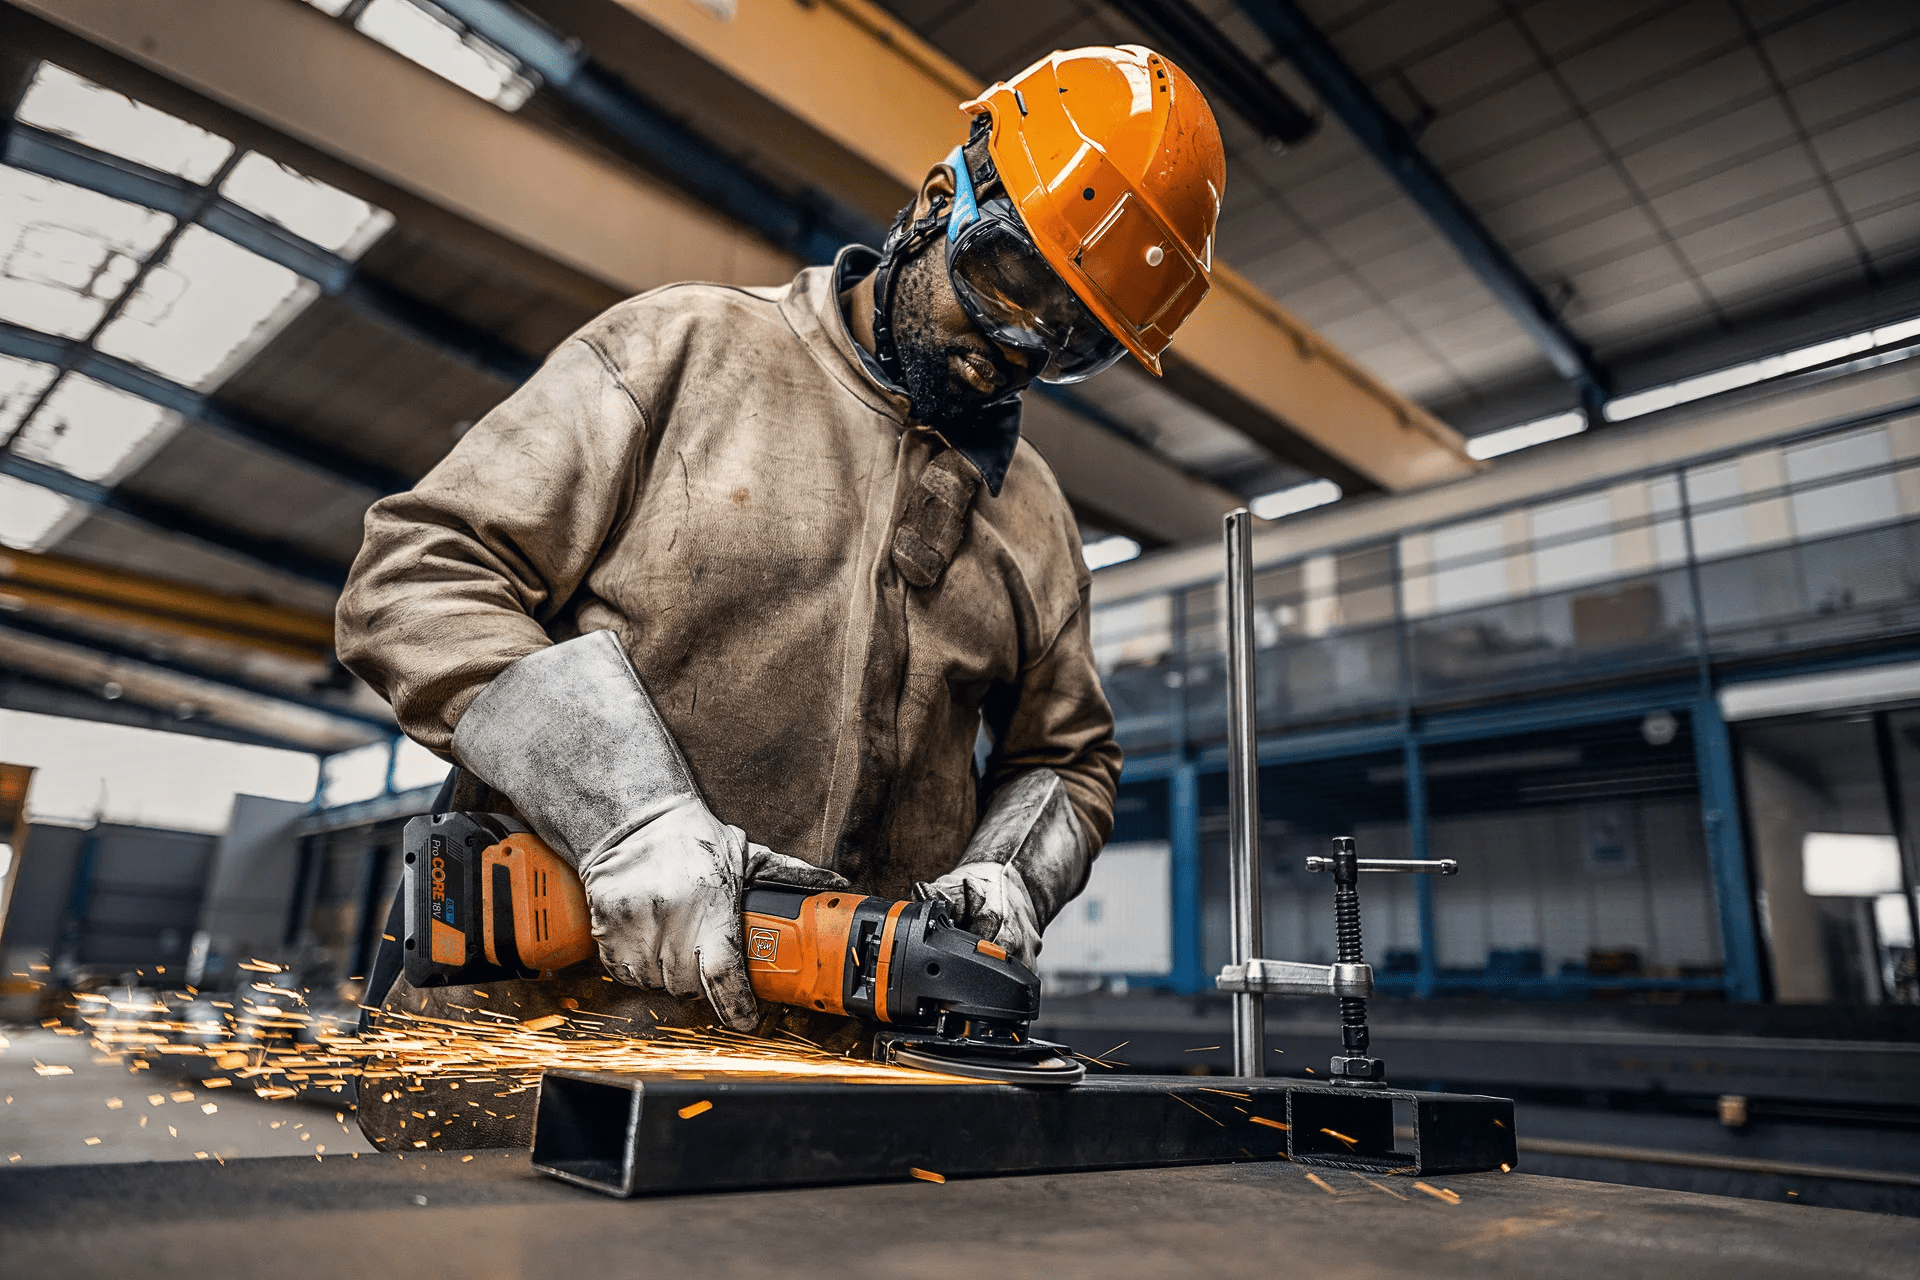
[{"xmin": 0, "ymin": 0, "xmax": 1914, "ymax": 757}]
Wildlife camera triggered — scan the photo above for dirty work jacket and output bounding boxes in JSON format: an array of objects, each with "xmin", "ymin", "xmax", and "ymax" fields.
[{"xmin": 334, "ymin": 257, "xmax": 1121, "ymax": 1150}]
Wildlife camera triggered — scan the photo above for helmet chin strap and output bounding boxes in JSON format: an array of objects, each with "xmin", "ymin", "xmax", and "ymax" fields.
[{"xmin": 870, "ymin": 191, "xmax": 951, "ymax": 386}]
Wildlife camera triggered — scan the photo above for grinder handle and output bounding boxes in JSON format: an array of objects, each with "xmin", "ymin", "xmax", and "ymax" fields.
[{"xmin": 475, "ymin": 833, "xmax": 854, "ymax": 1014}]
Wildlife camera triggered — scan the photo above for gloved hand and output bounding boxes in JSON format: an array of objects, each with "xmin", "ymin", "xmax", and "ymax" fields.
[
  {"xmin": 916, "ymin": 770, "xmax": 1092, "ymax": 970},
  {"xmin": 451, "ymin": 631, "xmax": 844, "ymax": 1030},
  {"xmin": 579, "ymin": 803, "xmax": 843, "ymax": 1028},
  {"xmin": 916, "ymin": 860, "xmax": 1045, "ymax": 969}
]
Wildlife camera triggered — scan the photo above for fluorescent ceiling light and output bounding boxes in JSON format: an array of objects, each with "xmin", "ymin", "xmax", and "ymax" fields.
[
  {"xmin": 1607, "ymin": 312, "xmax": 1920, "ymax": 423},
  {"xmin": 300, "ymin": 0, "xmax": 354, "ymax": 14},
  {"xmin": 1467, "ymin": 411, "xmax": 1586, "ymax": 461},
  {"xmin": 13, "ymin": 373, "xmax": 181, "ymax": 483},
  {"xmin": 96, "ymin": 226, "xmax": 316, "ymax": 390},
  {"xmin": 219, "ymin": 152, "xmax": 394, "ymax": 259},
  {"xmin": 14, "ymin": 63, "xmax": 233, "ymax": 184},
  {"xmin": 355, "ymin": 0, "xmax": 537, "ymax": 110},
  {"xmin": 1801, "ymin": 831, "xmax": 1903, "ymax": 897},
  {"xmin": 0, "ymin": 353, "xmax": 58, "ymax": 437},
  {"xmin": 1083, "ymin": 535, "xmax": 1142, "ymax": 571},
  {"xmin": 0, "ymin": 166, "xmax": 174, "ymax": 339},
  {"xmin": 0, "ymin": 473, "xmax": 82, "ymax": 550},
  {"xmin": 1249, "ymin": 478, "xmax": 1342, "ymax": 521}
]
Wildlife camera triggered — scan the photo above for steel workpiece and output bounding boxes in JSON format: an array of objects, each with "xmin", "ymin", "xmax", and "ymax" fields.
[{"xmin": 528, "ymin": 1071, "xmax": 1515, "ymax": 1196}]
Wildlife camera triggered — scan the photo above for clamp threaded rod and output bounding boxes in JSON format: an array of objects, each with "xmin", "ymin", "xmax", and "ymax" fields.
[{"xmin": 1331, "ymin": 836, "xmax": 1369, "ymax": 1056}]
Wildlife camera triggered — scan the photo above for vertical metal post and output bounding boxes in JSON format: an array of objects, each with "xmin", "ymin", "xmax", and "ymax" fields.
[
  {"xmin": 1691, "ymin": 697, "xmax": 1764, "ymax": 1000},
  {"xmin": 1405, "ymin": 736, "xmax": 1437, "ymax": 999},
  {"xmin": 1169, "ymin": 763, "xmax": 1204, "ymax": 995},
  {"xmin": 1871, "ymin": 712, "xmax": 1920, "ymax": 1003},
  {"xmin": 1224, "ymin": 509, "xmax": 1264, "ymax": 1077}
]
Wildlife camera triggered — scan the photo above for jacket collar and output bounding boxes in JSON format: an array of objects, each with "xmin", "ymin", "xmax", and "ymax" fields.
[{"xmin": 814, "ymin": 246, "xmax": 1022, "ymax": 498}]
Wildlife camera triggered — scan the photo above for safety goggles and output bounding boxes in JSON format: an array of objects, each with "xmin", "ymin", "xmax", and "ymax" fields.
[{"xmin": 944, "ymin": 146, "xmax": 1128, "ymax": 385}]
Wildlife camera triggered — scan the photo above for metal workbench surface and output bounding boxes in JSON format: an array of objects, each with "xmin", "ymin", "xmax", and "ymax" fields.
[{"xmin": 3, "ymin": 1151, "xmax": 1915, "ymax": 1279}]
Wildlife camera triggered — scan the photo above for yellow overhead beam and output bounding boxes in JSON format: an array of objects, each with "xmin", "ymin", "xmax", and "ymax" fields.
[
  {"xmin": 613, "ymin": 0, "xmax": 1478, "ymax": 491},
  {"xmin": 0, "ymin": 549, "xmax": 337, "ymax": 662}
]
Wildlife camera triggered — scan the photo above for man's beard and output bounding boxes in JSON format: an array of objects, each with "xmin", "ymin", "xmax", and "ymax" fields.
[{"xmin": 890, "ymin": 245, "xmax": 1020, "ymax": 434}]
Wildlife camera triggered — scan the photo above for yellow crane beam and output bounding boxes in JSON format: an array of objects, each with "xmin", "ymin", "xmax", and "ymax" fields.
[
  {"xmin": 0, "ymin": 549, "xmax": 335, "ymax": 663},
  {"xmin": 610, "ymin": 0, "xmax": 1479, "ymax": 492}
]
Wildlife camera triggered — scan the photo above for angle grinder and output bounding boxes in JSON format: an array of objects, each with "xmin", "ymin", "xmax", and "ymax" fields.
[{"xmin": 400, "ymin": 812, "xmax": 1084, "ymax": 1085}]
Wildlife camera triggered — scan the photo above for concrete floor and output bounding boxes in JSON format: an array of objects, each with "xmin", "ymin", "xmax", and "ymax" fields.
[
  {"xmin": 6, "ymin": 1149, "xmax": 1916, "ymax": 1280},
  {"xmin": 0, "ymin": 1025, "xmax": 374, "ymax": 1166}
]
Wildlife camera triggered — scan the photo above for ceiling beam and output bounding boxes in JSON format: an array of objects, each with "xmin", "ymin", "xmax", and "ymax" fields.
[
  {"xmin": 0, "ymin": 611, "xmax": 385, "ymax": 732},
  {"xmin": 603, "ymin": 0, "xmax": 1479, "ymax": 493},
  {"xmin": 0, "ymin": 619, "xmax": 385, "ymax": 753},
  {"xmin": 1018, "ymin": 394, "xmax": 1241, "ymax": 546},
  {"xmin": 0, "ymin": 668, "xmax": 336, "ymax": 754},
  {"xmin": 1105, "ymin": 0, "xmax": 1317, "ymax": 149},
  {"xmin": 19, "ymin": 0, "xmax": 1237, "ymax": 539},
  {"xmin": 1232, "ymin": 0, "xmax": 1611, "ymax": 415},
  {"xmin": 0, "ymin": 547, "xmax": 336, "ymax": 662}
]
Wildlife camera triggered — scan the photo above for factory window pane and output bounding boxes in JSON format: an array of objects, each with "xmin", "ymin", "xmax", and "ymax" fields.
[
  {"xmin": 14, "ymin": 63, "xmax": 233, "ymax": 184},
  {"xmin": 321, "ymin": 741, "xmax": 393, "ymax": 807},
  {"xmin": 1429, "ymin": 516, "xmax": 1508, "ymax": 611},
  {"xmin": 1684, "ymin": 461, "xmax": 1748, "ymax": 558},
  {"xmin": 94, "ymin": 226, "xmax": 316, "ymax": 389},
  {"xmin": 389, "ymin": 737, "xmax": 450, "ymax": 793},
  {"xmin": 0, "ymin": 352, "xmax": 58, "ymax": 437},
  {"xmin": 1530, "ymin": 493, "xmax": 1616, "ymax": 592},
  {"xmin": 11, "ymin": 374, "xmax": 181, "ymax": 484},
  {"xmin": 0, "ymin": 709, "xmax": 317, "ymax": 831},
  {"xmin": 0, "ymin": 166, "xmax": 175, "ymax": 339},
  {"xmin": 354, "ymin": 0, "xmax": 537, "ymax": 110},
  {"xmin": 219, "ymin": 152, "xmax": 394, "ymax": 259},
  {"xmin": 1646, "ymin": 476, "xmax": 1690, "ymax": 567},
  {"xmin": 1785, "ymin": 425, "xmax": 1899, "ymax": 540},
  {"xmin": 0, "ymin": 473, "xmax": 81, "ymax": 551}
]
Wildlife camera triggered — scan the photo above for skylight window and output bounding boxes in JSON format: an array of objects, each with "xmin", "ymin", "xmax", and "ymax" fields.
[
  {"xmin": 95, "ymin": 226, "xmax": 316, "ymax": 390},
  {"xmin": 12, "ymin": 374, "xmax": 181, "ymax": 484},
  {"xmin": 0, "ymin": 472, "xmax": 82, "ymax": 551},
  {"xmin": 0, "ymin": 166, "xmax": 174, "ymax": 339},
  {"xmin": 1250, "ymin": 478, "xmax": 1342, "ymax": 521},
  {"xmin": 354, "ymin": 0, "xmax": 537, "ymax": 110},
  {"xmin": 0, "ymin": 353, "xmax": 57, "ymax": 437},
  {"xmin": 1467, "ymin": 411, "xmax": 1586, "ymax": 461},
  {"xmin": 1083, "ymin": 535, "xmax": 1142, "ymax": 572},
  {"xmin": 14, "ymin": 63, "xmax": 234, "ymax": 184},
  {"xmin": 219, "ymin": 153, "xmax": 395, "ymax": 259}
]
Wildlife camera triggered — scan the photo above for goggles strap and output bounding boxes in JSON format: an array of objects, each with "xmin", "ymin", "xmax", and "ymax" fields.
[{"xmin": 871, "ymin": 190, "xmax": 951, "ymax": 385}]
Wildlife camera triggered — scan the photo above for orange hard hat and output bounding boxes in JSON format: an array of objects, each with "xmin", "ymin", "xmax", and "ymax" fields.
[{"xmin": 961, "ymin": 45, "xmax": 1226, "ymax": 376}]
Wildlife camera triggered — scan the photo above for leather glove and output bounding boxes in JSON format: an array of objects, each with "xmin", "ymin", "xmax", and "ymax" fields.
[
  {"xmin": 915, "ymin": 770, "xmax": 1092, "ymax": 970},
  {"xmin": 451, "ymin": 631, "xmax": 844, "ymax": 1030}
]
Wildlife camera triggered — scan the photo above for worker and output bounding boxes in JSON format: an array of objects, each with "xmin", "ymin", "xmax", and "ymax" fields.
[{"xmin": 336, "ymin": 45, "xmax": 1225, "ymax": 1148}]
